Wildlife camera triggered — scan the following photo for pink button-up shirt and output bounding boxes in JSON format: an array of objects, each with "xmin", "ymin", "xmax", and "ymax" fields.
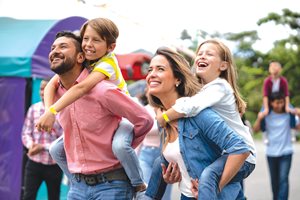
[{"xmin": 57, "ymin": 69, "xmax": 153, "ymax": 174}]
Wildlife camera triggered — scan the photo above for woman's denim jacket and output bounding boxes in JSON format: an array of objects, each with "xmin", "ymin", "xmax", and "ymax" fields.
[{"xmin": 146, "ymin": 108, "xmax": 251, "ymax": 199}]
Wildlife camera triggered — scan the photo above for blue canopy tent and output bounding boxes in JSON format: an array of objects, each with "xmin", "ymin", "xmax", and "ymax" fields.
[{"xmin": 0, "ymin": 16, "xmax": 87, "ymax": 200}]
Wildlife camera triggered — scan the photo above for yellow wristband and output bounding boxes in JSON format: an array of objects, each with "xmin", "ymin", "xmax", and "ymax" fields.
[
  {"xmin": 162, "ymin": 112, "xmax": 170, "ymax": 123},
  {"xmin": 49, "ymin": 106, "xmax": 58, "ymax": 115}
]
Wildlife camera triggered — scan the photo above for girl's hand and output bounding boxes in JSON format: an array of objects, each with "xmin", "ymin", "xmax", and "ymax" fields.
[
  {"xmin": 191, "ymin": 178, "xmax": 199, "ymax": 198},
  {"xmin": 286, "ymin": 107, "xmax": 296, "ymax": 115},
  {"xmin": 36, "ymin": 111, "xmax": 56, "ymax": 132},
  {"xmin": 261, "ymin": 108, "xmax": 269, "ymax": 117},
  {"xmin": 161, "ymin": 162, "xmax": 181, "ymax": 184},
  {"xmin": 257, "ymin": 112, "xmax": 265, "ymax": 120},
  {"xmin": 295, "ymin": 107, "xmax": 300, "ymax": 117},
  {"xmin": 155, "ymin": 108, "xmax": 167, "ymax": 128}
]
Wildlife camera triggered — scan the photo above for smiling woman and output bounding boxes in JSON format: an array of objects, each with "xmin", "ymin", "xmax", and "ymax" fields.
[{"xmin": 144, "ymin": 46, "xmax": 252, "ymax": 200}]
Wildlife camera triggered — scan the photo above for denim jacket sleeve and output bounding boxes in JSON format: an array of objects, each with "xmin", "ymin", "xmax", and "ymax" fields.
[{"xmin": 190, "ymin": 108, "xmax": 250, "ymax": 155}]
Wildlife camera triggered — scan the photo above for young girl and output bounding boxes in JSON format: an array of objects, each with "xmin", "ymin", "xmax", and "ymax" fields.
[
  {"xmin": 156, "ymin": 39, "xmax": 256, "ymax": 199},
  {"xmin": 36, "ymin": 17, "xmax": 146, "ymax": 194}
]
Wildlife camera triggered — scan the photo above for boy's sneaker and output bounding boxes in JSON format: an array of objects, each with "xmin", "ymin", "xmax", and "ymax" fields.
[
  {"xmin": 133, "ymin": 183, "xmax": 147, "ymax": 200},
  {"xmin": 134, "ymin": 190, "xmax": 146, "ymax": 200}
]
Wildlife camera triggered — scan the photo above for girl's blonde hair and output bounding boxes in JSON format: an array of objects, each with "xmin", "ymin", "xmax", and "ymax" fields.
[{"xmin": 195, "ymin": 39, "xmax": 247, "ymax": 114}]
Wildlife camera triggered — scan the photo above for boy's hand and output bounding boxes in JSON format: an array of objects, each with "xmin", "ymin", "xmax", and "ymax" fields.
[
  {"xmin": 36, "ymin": 111, "xmax": 56, "ymax": 132},
  {"xmin": 161, "ymin": 162, "xmax": 181, "ymax": 184},
  {"xmin": 191, "ymin": 179, "xmax": 199, "ymax": 198}
]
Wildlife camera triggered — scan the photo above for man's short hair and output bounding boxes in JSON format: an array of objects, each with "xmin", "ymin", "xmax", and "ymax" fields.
[{"xmin": 55, "ymin": 31, "xmax": 82, "ymax": 52}]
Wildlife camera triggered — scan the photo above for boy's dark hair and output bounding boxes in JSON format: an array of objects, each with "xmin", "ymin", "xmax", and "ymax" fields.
[
  {"xmin": 55, "ymin": 31, "xmax": 82, "ymax": 52},
  {"xmin": 269, "ymin": 91, "xmax": 285, "ymax": 102},
  {"xmin": 261, "ymin": 91, "xmax": 296, "ymax": 131}
]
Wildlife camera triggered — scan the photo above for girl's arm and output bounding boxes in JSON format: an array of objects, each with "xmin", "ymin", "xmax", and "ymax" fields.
[
  {"xmin": 218, "ymin": 153, "xmax": 250, "ymax": 192},
  {"xmin": 295, "ymin": 108, "xmax": 300, "ymax": 130},
  {"xmin": 44, "ymin": 75, "xmax": 60, "ymax": 109},
  {"xmin": 285, "ymin": 96, "xmax": 293, "ymax": 113},
  {"xmin": 262, "ymin": 96, "xmax": 269, "ymax": 116},
  {"xmin": 195, "ymin": 109, "xmax": 251, "ymax": 193},
  {"xmin": 157, "ymin": 83, "xmax": 226, "ymax": 127}
]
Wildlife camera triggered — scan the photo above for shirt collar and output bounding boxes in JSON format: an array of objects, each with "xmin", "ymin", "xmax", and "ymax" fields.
[{"xmin": 58, "ymin": 68, "xmax": 89, "ymax": 89}]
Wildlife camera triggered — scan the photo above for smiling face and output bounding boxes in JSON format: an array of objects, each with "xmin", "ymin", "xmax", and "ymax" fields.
[
  {"xmin": 146, "ymin": 54, "xmax": 180, "ymax": 104},
  {"xmin": 81, "ymin": 25, "xmax": 114, "ymax": 61},
  {"xmin": 194, "ymin": 42, "xmax": 227, "ymax": 84},
  {"xmin": 268, "ymin": 61, "xmax": 282, "ymax": 78},
  {"xmin": 49, "ymin": 36, "xmax": 79, "ymax": 75}
]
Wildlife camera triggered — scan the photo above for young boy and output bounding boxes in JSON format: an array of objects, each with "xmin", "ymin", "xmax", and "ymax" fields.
[{"xmin": 253, "ymin": 91, "xmax": 300, "ymax": 200}]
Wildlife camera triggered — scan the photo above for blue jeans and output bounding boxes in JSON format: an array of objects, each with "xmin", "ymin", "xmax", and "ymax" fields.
[
  {"xmin": 199, "ymin": 155, "xmax": 255, "ymax": 199},
  {"xmin": 139, "ymin": 146, "xmax": 172, "ymax": 200},
  {"xmin": 145, "ymin": 155, "xmax": 169, "ymax": 199},
  {"xmin": 50, "ymin": 119, "xmax": 144, "ymax": 188},
  {"xmin": 68, "ymin": 177, "xmax": 133, "ymax": 199},
  {"xmin": 112, "ymin": 118, "xmax": 144, "ymax": 187},
  {"xmin": 49, "ymin": 135, "xmax": 72, "ymax": 179},
  {"xmin": 267, "ymin": 154, "xmax": 292, "ymax": 200},
  {"xmin": 181, "ymin": 184, "xmax": 244, "ymax": 200},
  {"xmin": 146, "ymin": 155, "xmax": 249, "ymax": 200},
  {"xmin": 181, "ymin": 194, "xmax": 196, "ymax": 200}
]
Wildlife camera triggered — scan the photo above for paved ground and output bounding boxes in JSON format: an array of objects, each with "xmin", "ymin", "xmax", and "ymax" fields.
[
  {"xmin": 244, "ymin": 140, "xmax": 300, "ymax": 200},
  {"xmin": 171, "ymin": 140, "xmax": 300, "ymax": 200}
]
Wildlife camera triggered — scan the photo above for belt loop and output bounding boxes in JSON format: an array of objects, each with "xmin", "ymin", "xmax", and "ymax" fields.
[
  {"xmin": 101, "ymin": 173, "xmax": 106, "ymax": 183},
  {"xmin": 75, "ymin": 174, "xmax": 81, "ymax": 182}
]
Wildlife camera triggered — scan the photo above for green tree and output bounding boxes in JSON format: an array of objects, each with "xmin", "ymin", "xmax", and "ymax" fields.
[
  {"xmin": 178, "ymin": 9, "xmax": 300, "ymax": 122},
  {"xmin": 227, "ymin": 9, "xmax": 300, "ymax": 121}
]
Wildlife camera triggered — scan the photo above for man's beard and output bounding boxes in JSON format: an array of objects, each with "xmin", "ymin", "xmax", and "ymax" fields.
[{"xmin": 51, "ymin": 58, "xmax": 75, "ymax": 75}]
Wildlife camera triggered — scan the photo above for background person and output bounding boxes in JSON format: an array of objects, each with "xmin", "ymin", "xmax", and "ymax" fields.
[
  {"xmin": 21, "ymin": 79, "xmax": 63, "ymax": 200},
  {"xmin": 262, "ymin": 61, "xmax": 291, "ymax": 116},
  {"xmin": 253, "ymin": 91, "xmax": 300, "ymax": 200},
  {"xmin": 134, "ymin": 89, "xmax": 172, "ymax": 200}
]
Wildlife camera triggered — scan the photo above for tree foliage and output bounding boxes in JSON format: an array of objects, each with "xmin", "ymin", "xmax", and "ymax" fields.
[{"xmin": 181, "ymin": 8, "xmax": 300, "ymax": 122}]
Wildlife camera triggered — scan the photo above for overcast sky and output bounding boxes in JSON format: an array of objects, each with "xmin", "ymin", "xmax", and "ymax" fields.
[{"xmin": 1, "ymin": 0, "xmax": 299, "ymax": 53}]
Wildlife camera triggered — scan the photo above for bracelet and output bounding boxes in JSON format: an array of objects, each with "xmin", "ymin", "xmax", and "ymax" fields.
[
  {"xmin": 162, "ymin": 112, "xmax": 170, "ymax": 123},
  {"xmin": 49, "ymin": 106, "xmax": 58, "ymax": 115}
]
